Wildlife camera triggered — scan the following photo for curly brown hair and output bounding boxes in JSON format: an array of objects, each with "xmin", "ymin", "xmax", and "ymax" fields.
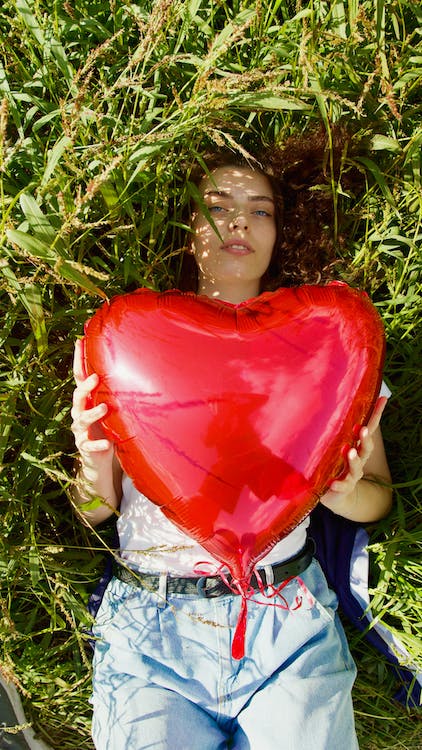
[{"xmin": 178, "ymin": 124, "xmax": 366, "ymax": 292}]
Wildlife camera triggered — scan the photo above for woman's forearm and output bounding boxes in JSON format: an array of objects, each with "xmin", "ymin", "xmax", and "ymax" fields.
[
  {"xmin": 320, "ymin": 418, "xmax": 392, "ymax": 522},
  {"xmin": 71, "ymin": 457, "xmax": 122, "ymax": 526}
]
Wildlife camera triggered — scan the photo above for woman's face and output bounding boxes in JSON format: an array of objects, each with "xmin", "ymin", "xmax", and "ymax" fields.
[{"xmin": 190, "ymin": 166, "xmax": 277, "ymax": 301}]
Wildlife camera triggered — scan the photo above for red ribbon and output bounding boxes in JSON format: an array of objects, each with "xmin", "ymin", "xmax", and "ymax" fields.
[{"xmin": 194, "ymin": 562, "xmax": 313, "ymax": 660}]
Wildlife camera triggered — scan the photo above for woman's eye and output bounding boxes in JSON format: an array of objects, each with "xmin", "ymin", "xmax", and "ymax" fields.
[
  {"xmin": 209, "ymin": 205, "xmax": 226, "ymax": 213},
  {"xmin": 254, "ymin": 209, "xmax": 271, "ymax": 217}
]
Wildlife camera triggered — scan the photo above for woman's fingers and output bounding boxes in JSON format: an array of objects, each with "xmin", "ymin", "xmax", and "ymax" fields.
[
  {"xmin": 73, "ymin": 338, "xmax": 86, "ymax": 384},
  {"xmin": 366, "ymin": 396, "xmax": 387, "ymax": 435},
  {"xmin": 75, "ymin": 436, "xmax": 112, "ymax": 454},
  {"xmin": 356, "ymin": 425, "xmax": 374, "ymax": 462},
  {"xmin": 347, "ymin": 447, "xmax": 364, "ymax": 480},
  {"xmin": 346, "ymin": 397, "xmax": 386, "ymax": 467},
  {"xmin": 330, "ymin": 453, "xmax": 360, "ymax": 493},
  {"xmin": 323, "ymin": 398, "xmax": 387, "ymax": 505},
  {"xmin": 71, "ymin": 373, "xmax": 99, "ymax": 417},
  {"xmin": 71, "ymin": 402, "xmax": 108, "ymax": 441},
  {"xmin": 71, "ymin": 362, "xmax": 109, "ymax": 456},
  {"xmin": 72, "ymin": 402, "xmax": 107, "ymax": 429}
]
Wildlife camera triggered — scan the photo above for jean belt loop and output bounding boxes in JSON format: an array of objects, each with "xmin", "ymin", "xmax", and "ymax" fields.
[
  {"xmin": 263, "ymin": 565, "xmax": 274, "ymax": 586},
  {"xmin": 157, "ymin": 572, "xmax": 168, "ymax": 608}
]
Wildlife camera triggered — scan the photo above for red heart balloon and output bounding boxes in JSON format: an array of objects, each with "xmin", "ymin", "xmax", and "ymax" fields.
[{"xmin": 83, "ymin": 283, "xmax": 385, "ymax": 585}]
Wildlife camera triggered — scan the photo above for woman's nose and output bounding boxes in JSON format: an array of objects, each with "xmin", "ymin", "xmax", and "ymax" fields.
[{"xmin": 229, "ymin": 211, "xmax": 248, "ymax": 230}]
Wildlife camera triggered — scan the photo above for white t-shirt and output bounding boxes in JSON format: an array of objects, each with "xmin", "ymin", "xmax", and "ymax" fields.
[
  {"xmin": 117, "ymin": 474, "xmax": 309, "ymax": 576},
  {"xmin": 117, "ymin": 381, "xmax": 391, "ymax": 576}
]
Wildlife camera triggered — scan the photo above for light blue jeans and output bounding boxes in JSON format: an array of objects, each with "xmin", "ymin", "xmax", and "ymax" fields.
[{"xmin": 91, "ymin": 559, "xmax": 358, "ymax": 749}]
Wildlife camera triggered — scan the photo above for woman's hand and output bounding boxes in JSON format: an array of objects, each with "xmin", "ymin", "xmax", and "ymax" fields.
[
  {"xmin": 70, "ymin": 339, "xmax": 122, "ymax": 524},
  {"xmin": 320, "ymin": 397, "xmax": 392, "ymax": 522},
  {"xmin": 71, "ymin": 339, "xmax": 113, "ymax": 469}
]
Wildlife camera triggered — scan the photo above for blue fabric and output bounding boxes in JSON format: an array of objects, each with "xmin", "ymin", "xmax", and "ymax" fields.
[
  {"xmin": 91, "ymin": 559, "xmax": 358, "ymax": 750},
  {"xmin": 308, "ymin": 505, "xmax": 421, "ymax": 709}
]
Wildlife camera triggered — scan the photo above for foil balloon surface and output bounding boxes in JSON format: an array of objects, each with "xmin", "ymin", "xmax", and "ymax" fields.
[{"xmin": 83, "ymin": 283, "xmax": 385, "ymax": 651}]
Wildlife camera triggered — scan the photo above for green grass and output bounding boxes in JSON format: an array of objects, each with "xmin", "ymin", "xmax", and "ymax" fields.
[{"xmin": 0, "ymin": 1, "xmax": 421, "ymax": 748}]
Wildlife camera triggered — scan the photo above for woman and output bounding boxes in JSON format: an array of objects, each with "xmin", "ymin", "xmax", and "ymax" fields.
[{"xmin": 71, "ymin": 139, "xmax": 392, "ymax": 749}]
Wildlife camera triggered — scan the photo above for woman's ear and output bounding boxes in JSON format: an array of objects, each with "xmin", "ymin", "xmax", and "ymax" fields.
[
  {"xmin": 185, "ymin": 239, "xmax": 195, "ymax": 255},
  {"xmin": 182, "ymin": 243, "xmax": 195, "ymax": 262},
  {"xmin": 187, "ymin": 224, "xmax": 198, "ymax": 257}
]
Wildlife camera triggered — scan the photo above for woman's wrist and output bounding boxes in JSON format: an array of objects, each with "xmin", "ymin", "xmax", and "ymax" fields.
[
  {"xmin": 71, "ymin": 456, "xmax": 120, "ymax": 524},
  {"xmin": 321, "ymin": 475, "xmax": 392, "ymax": 522}
]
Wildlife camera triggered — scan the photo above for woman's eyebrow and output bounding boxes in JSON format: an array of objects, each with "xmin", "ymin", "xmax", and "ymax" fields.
[{"xmin": 204, "ymin": 189, "xmax": 274, "ymax": 203}]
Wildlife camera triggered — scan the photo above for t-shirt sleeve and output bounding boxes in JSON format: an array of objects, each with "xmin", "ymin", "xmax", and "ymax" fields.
[{"xmin": 380, "ymin": 380, "xmax": 392, "ymax": 398}]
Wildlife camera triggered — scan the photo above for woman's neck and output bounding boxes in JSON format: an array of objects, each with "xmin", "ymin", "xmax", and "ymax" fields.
[{"xmin": 197, "ymin": 277, "xmax": 261, "ymax": 305}]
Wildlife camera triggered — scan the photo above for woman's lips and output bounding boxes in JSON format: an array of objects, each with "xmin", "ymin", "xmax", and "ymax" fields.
[{"xmin": 221, "ymin": 241, "xmax": 253, "ymax": 256}]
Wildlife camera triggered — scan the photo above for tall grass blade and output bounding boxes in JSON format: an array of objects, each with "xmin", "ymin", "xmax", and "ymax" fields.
[
  {"xmin": 19, "ymin": 283, "xmax": 48, "ymax": 356},
  {"xmin": 40, "ymin": 136, "xmax": 73, "ymax": 189}
]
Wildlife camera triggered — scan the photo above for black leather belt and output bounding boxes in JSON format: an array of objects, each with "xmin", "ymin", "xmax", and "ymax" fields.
[{"xmin": 113, "ymin": 537, "xmax": 315, "ymax": 598}]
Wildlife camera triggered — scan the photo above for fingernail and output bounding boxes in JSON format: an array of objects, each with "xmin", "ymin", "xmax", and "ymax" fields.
[{"xmin": 352, "ymin": 423, "xmax": 362, "ymax": 438}]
